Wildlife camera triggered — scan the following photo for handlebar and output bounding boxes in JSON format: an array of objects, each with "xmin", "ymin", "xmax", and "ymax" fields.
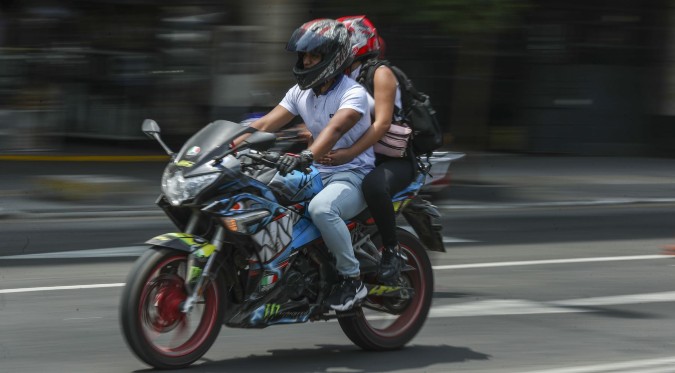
[
  {"xmin": 244, "ymin": 151, "xmax": 281, "ymax": 167},
  {"xmin": 243, "ymin": 151, "xmax": 312, "ymax": 175}
]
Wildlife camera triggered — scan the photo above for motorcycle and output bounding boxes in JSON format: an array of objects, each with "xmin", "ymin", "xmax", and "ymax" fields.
[{"xmin": 119, "ymin": 118, "xmax": 436, "ymax": 369}]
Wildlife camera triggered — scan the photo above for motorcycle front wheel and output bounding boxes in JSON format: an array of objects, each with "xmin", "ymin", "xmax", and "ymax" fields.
[
  {"xmin": 119, "ymin": 247, "xmax": 226, "ymax": 369},
  {"xmin": 338, "ymin": 227, "xmax": 434, "ymax": 350}
]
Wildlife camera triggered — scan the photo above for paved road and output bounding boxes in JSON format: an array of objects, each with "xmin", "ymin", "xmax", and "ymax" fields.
[{"xmin": 1, "ymin": 204, "xmax": 674, "ymax": 372}]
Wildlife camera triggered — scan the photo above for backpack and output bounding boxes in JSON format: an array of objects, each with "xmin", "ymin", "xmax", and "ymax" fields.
[{"xmin": 356, "ymin": 59, "xmax": 443, "ymax": 157}]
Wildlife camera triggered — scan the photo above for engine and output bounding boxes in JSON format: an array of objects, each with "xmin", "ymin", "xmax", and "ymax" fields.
[{"xmin": 284, "ymin": 254, "xmax": 320, "ymax": 302}]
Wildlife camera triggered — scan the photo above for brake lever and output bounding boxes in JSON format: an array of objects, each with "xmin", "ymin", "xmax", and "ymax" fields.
[{"xmin": 242, "ymin": 152, "xmax": 279, "ymax": 168}]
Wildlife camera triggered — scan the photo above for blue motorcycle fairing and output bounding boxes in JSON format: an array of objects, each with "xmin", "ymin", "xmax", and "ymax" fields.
[
  {"xmin": 212, "ymin": 171, "xmax": 278, "ymax": 203},
  {"xmin": 204, "ymin": 192, "xmax": 285, "ymax": 235},
  {"xmin": 267, "ymin": 165, "xmax": 324, "ymax": 204},
  {"xmin": 204, "ymin": 192, "xmax": 321, "ymax": 271},
  {"xmin": 392, "ymin": 172, "xmax": 425, "ymax": 201}
]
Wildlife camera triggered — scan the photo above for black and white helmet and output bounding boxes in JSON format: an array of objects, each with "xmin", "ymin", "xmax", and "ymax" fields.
[{"xmin": 286, "ymin": 18, "xmax": 353, "ymax": 90}]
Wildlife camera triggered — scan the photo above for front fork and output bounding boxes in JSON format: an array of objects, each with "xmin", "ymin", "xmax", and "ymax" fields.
[{"xmin": 181, "ymin": 225, "xmax": 225, "ymax": 314}]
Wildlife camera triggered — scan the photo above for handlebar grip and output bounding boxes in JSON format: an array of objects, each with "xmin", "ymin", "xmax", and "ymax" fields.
[
  {"xmin": 263, "ymin": 152, "xmax": 280, "ymax": 163},
  {"xmin": 247, "ymin": 153, "xmax": 263, "ymax": 161}
]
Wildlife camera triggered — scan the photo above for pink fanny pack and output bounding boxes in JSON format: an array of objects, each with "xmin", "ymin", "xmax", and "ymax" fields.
[{"xmin": 373, "ymin": 123, "xmax": 412, "ymax": 158}]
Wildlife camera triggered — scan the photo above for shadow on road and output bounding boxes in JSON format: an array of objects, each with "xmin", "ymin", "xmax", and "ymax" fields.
[{"xmin": 134, "ymin": 344, "xmax": 490, "ymax": 372}]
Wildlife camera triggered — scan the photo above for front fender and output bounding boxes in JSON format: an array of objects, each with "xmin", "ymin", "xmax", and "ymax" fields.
[{"xmin": 145, "ymin": 233, "xmax": 216, "ymax": 257}]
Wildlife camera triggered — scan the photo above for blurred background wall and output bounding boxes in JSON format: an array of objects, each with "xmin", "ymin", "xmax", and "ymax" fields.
[{"xmin": 0, "ymin": 0, "xmax": 673, "ymax": 156}]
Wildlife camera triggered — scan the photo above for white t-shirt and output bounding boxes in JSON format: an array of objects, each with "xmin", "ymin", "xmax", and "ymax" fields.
[{"xmin": 279, "ymin": 75, "xmax": 375, "ymax": 174}]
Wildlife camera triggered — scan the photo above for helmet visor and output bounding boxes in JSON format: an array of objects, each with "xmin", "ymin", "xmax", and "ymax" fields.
[{"xmin": 286, "ymin": 22, "xmax": 338, "ymax": 54}]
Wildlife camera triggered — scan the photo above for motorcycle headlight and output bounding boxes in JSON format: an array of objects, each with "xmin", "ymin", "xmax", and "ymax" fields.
[{"xmin": 161, "ymin": 166, "xmax": 220, "ymax": 206}]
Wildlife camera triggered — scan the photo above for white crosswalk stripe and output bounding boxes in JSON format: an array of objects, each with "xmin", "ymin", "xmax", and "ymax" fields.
[
  {"xmin": 428, "ymin": 291, "xmax": 675, "ymax": 318},
  {"xmin": 516, "ymin": 356, "xmax": 675, "ymax": 373}
]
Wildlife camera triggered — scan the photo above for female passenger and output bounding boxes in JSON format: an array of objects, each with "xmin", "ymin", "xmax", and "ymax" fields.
[{"xmin": 321, "ymin": 15, "xmax": 416, "ymax": 281}]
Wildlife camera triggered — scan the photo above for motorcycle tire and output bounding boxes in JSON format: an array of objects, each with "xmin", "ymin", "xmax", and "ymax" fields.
[
  {"xmin": 119, "ymin": 247, "xmax": 226, "ymax": 369},
  {"xmin": 337, "ymin": 227, "xmax": 434, "ymax": 350}
]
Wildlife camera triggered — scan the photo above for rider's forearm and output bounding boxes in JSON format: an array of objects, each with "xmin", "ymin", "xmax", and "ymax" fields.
[
  {"xmin": 309, "ymin": 126, "xmax": 343, "ymax": 159},
  {"xmin": 308, "ymin": 108, "xmax": 361, "ymax": 159}
]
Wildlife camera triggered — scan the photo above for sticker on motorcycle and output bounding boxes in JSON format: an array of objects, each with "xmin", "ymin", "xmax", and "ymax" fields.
[
  {"xmin": 176, "ymin": 160, "xmax": 195, "ymax": 167},
  {"xmin": 186, "ymin": 146, "xmax": 201, "ymax": 157},
  {"xmin": 368, "ymin": 285, "xmax": 406, "ymax": 296},
  {"xmin": 264, "ymin": 303, "xmax": 281, "ymax": 318}
]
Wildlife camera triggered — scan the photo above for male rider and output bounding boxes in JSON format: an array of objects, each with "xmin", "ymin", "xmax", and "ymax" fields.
[{"xmin": 244, "ymin": 19, "xmax": 374, "ymax": 311}]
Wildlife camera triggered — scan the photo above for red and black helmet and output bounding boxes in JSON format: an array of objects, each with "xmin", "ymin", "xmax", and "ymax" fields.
[
  {"xmin": 286, "ymin": 18, "xmax": 352, "ymax": 90},
  {"xmin": 337, "ymin": 15, "xmax": 381, "ymax": 61}
]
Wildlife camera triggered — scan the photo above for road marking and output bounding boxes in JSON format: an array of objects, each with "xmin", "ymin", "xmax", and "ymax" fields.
[
  {"xmin": 437, "ymin": 198, "xmax": 675, "ymax": 210},
  {"xmin": 3, "ymin": 283, "xmax": 674, "ymax": 320},
  {"xmin": 432, "ymin": 254, "xmax": 671, "ymax": 270},
  {"xmin": 428, "ymin": 299, "xmax": 590, "ymax": 318},
  {"xmin": 0, "ymin": 246, "xmax": 148, "ymax": 259},
  {"xmin": 63, "ymin": 317, "xmax": 103, "ymax": 321},
  {"xmin": 0, "ymin": 283, "xmax": 124, "ymax": 294},
  {"xmin": 443, "ymin": 236, "xmax": 477, "ymax": 243},
  {"xmin": 428, "ymin": 291, "xmax": 675, "ymax": 318},
  {"xmin": 552, "ymin": 292, "xmax": 675, "ymax": 307},
  {"xmin": 516, "ymin": 356, "xmax": 675, "ymax": 373},
  {"xmin": 0, "ymin": 254, "xmax": 671, "ymax": 296}
]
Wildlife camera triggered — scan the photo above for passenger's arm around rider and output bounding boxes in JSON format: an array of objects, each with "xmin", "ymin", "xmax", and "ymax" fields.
[{"xmin": 319, "ymin": 63, "xmax": 397, "ymax": 166}]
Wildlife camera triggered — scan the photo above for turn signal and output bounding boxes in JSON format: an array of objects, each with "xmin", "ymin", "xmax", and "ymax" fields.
[{"xmin": 221, "ymin": 210, "xmax": 271, "ymax": 234}]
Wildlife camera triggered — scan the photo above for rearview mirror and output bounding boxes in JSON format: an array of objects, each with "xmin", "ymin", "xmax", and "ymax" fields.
[
  {"xmin": 142, "ymin": 119, "xmax": 160, "ymax": 137},
  {"xmin": 141, "ymin": 119, "xmax": 174, "ymax": 155}
]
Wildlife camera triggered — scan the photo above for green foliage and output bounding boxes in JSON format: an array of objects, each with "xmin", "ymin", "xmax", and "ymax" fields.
[
  {"xmin": 335, "ymin": 0, "xmax": 531, "ymax": 35},
  {"xmin": 415, "ymin": 0, "xmax": 532, "ymax": 34}
]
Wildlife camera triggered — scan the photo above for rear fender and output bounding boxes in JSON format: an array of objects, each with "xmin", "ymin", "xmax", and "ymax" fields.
[{"xmin": 145, "ymin": 233, "xmax": 216, "ymax": 257}]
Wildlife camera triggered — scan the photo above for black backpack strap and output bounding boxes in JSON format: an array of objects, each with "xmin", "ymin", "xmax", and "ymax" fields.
[
  {"xmin": 389, "ymin": 65, "xmax": 438, "ymax": 158},
  {"xmin": 357, "ymin": 59, "xmax": 408, "ymax": 120},
  {"xmin": 389, "ymin": 65, "xmax": 426, "ymax": 113},
  {"xmin": 356, "ymin": 59, "xmax": 390, "ymax": 97}
]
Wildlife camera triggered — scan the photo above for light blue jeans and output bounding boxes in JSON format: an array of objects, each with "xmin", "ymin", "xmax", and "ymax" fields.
[{"xmin": 308, "ymin": 169, "xmax": 368, "ymax": 277}]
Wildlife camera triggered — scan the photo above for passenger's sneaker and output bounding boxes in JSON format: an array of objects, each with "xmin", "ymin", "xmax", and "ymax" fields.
[
  {"xmin": 378, "ymin": 245, "xmax": 403, "ymax": 281},
  {"xmin": 327, "ymin": 276, "xmax": 367, "ymax": 311}
]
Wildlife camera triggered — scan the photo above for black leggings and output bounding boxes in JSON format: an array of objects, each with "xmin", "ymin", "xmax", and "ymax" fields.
[{"xmin": 361, "ymin": 156, "xmax": 416, "ymax": 248}]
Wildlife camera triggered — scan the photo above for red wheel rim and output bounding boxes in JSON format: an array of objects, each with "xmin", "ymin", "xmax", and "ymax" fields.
[
  {"xmin": 360, "ymin": 244, "xmax": 428, "ymax": 337},
  {"xmin": 137, "ymin": 255, "xmax": 220, "ymax": 357}
]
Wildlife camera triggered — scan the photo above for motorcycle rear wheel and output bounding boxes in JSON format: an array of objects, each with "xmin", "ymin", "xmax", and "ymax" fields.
[
  {"xmin": 119, "ymin": 247, "xmax": 226, "ymax": 369},
  {"xmin": 338, "ymin": 228, "xmax": 434, "ymax": 350}
]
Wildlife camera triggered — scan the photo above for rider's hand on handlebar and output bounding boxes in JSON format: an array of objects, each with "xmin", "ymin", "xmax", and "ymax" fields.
[{"xmin": 277, "ymin": 150, "xmax": 313, "ymax": 176}]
